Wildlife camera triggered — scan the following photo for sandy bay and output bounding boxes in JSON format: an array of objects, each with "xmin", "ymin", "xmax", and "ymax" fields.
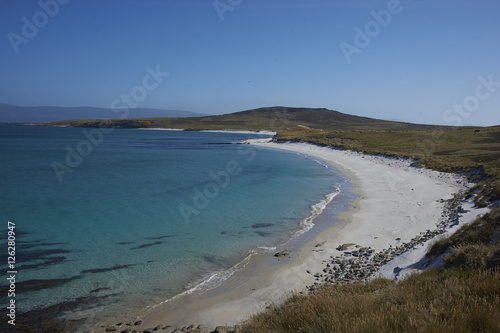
[{"xmin": 93, "ymin": 138, "xmax": 490, "ymax": 332}]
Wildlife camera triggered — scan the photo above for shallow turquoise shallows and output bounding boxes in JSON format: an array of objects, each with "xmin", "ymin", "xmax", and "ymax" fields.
[{"xmin": 0, "ymin": 125, "xmax": 346, "ymax": 325}]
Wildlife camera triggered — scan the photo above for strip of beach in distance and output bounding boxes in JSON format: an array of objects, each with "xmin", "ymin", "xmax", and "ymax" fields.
[{"xmin": 93, "ymin": 137, "xmax": 491, "ymax": 332}]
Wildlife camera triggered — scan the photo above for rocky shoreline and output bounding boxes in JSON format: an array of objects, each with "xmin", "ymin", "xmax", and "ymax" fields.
[
  {"xmin": 101, "ymin": 322, "xmax": 241, "ymax": 333},
  {"xmin": 305, "ymin": 191, "xmax": 466, "ymax": 291},
  {"xmin": 98, "ymin": 191, "xmax": 467, "ymax": 333}
]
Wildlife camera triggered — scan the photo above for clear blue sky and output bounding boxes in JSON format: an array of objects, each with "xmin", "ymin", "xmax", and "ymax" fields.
[{"xmin": 1, "ymin": 0, "xmax": 499, "ymax": 126}]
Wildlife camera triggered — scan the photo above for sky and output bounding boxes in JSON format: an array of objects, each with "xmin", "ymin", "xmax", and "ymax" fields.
[{"xmin": 1, "ymin": 0, "xmax": 499, "ymax": 126}]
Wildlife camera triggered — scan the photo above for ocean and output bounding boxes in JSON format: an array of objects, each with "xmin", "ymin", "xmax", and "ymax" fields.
[{"xmin": 0, "ymin": 124, "xmax": 348, "ymax": 329}]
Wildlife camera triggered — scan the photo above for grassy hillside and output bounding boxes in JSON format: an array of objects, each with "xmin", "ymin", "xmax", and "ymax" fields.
[
  {"xmin": 42, "ymin": 106, "xmax": 446, "ymax": 131},
  {"xmin": 241, "ymin": 269, "xmax": 500, "ymax": 333},
  {"xmin": 275, "ymin": 125, "xmax": 500, "ymax": 203}
]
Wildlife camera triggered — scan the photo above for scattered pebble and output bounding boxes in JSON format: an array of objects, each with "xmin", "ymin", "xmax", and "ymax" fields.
[{"xmin": 306, "ymin": 192, "xmax": 466, "ymax": 292}]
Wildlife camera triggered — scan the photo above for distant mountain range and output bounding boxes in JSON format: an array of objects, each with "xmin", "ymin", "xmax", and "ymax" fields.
[{"xmin": 0, "ymin": 103, "xmax": 206, "ymax": 123}]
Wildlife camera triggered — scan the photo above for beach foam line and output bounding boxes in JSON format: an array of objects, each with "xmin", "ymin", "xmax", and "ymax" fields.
[
  {"xmin": 149, "ymin": 242, "xmax": 281, "ymax": 310},
  {"xmin": 138, "ymin": 127, "xmax": 185, "ymax": 131},
  {"xmin": 200, "ymin": 130, "xmax": 277, "ymax": 135},
  {"xmin": 145, "ymin": 180, "xmax": 343, "ymax": 312},
  {"xmin": 293, "ymin": 186, "xmax": 341, "ymax": 239},
  {"xmin": 147, "ymin": 253, "xmax": 254, "ymax": 311},
  {"xmin": 138, "ymin": 128, "xmax": 277, "ymax": 135}
]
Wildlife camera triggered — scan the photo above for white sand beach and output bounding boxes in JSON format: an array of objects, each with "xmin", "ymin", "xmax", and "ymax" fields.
[{"xmin": 96, "ymin": 139, "xmax": 490, "ymax": 332}]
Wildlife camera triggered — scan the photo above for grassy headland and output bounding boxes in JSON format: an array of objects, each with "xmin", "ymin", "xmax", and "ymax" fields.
[{"xmin": 42, "ymin": 106, "xmax": 444, "ymax": 131}]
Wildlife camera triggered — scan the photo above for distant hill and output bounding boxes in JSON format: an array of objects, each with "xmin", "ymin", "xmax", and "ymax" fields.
[
  {"xmin": 44, "ymin": 106, "xmax": 448, "ymax": 131},
  {"xmin": 0, "ymin": 103, "xmax": 206, "ymax": 123}
]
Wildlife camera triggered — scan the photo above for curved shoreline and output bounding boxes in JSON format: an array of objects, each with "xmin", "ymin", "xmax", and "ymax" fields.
[
  {"xmin": 93, "ymin": 139, "xmax": 491, "ymax": 332},
  {"xmin": 88, "ymin": 142, "xmax": 349, "ymax": 332},
  {"xmin": 141, "ymin": 186, "xmax": 343, "ymax": 314}
]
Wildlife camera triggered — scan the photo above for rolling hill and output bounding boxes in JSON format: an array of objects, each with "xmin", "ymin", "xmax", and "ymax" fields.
[{"xmin": 43, "ymin": 106, "xmax": 447, "ymax": 131}]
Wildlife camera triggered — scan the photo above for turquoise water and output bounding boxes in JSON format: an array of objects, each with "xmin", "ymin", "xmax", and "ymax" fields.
[{"xmin": 0, "ymin": 125, "xmax": 345, "ymax": 327}]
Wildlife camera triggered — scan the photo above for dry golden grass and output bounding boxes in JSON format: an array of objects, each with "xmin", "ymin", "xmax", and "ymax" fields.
[
  {"xmin": 427, "ymin": 208, "xmax": 500, "ymax": 270},
  {"xmin": 444, "ymin": 244, "xmax": 498, "ymax": 270},
  {"xmin": 241, "ymin": 269, "xmax": 500, "ymax": 333}
]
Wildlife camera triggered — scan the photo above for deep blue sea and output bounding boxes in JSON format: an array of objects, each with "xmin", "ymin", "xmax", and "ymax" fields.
[{"xmin": 0, "ymin": 124, "xmax": 347, "ymax": 327}]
